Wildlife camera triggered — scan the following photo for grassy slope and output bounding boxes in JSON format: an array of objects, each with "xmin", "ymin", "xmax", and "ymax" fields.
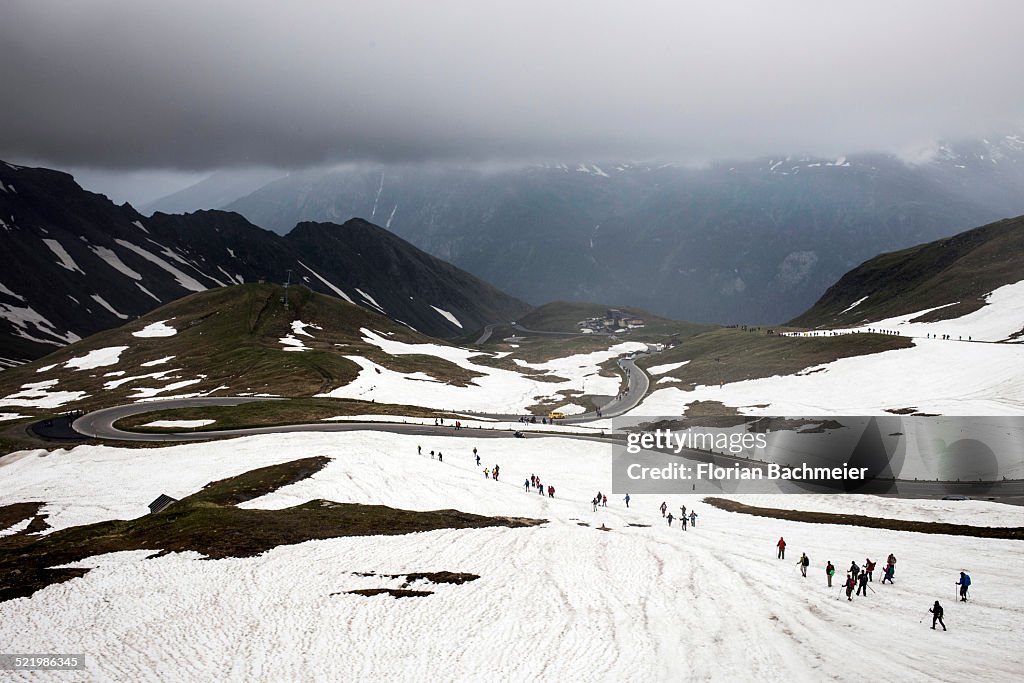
[
  {"xmin": 636, "ymin": 327, "xmax": 912, "ymax": 389},
  {"xmin": 114, "ymin": 398, "xmax": 454, "ymax": 433},
  {"xmin": 0, "ymin": 283, "xmax": 485, "ymax": 416},
  {"xmin": 790, "ymin": 215, "xmax": 1024, "ymax": 328}
]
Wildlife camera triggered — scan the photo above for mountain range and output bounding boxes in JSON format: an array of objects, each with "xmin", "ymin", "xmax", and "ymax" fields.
[
  {"xmin": 143, "ymin": 134, "xmax": 1024, "ymax": 324},
  {"xmin": 0, "ymin": 161, "xmax": 528, "ymax": 365}
]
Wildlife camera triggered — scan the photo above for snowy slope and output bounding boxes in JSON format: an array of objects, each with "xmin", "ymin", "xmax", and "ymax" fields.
[
  {"xmin": 318, "ymin": 328, "xmax": 646, "ymax": 412},
  {"xmin": 634, "ymin": 280, "xmax": 1024, "ymax": 417},
  {"xmin": 0, "ymin": 432, "xmax": 1021, "ymax": 681}
]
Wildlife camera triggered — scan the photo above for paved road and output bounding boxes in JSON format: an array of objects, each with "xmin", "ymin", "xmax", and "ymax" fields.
[
  {"xmin": 594, "ymin": 356, "xmax": 650, "ymax": 419},
  {"xmin": 72, "ymin": 396, "xmax": 624, "ymax": 444},
  {"xmin": 474, "ymin": 324, "xmax": 498, "ymax": 345},
  {"xmin": 69, "ymin": 397, "xmax": 1024, "ymax": 501}
]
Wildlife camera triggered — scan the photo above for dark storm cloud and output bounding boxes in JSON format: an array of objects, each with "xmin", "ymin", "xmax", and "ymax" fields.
[{"xmin": 2, "ymin": 0, "xmax": 1023, "ymax": 171}]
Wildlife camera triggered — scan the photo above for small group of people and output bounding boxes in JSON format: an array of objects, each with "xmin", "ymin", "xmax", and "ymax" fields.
[
  {"xmin": 840, "ymin": 560, "xmax": 874, "ymax": 600},
  {"xmin": 484, "ymin": 463, "xmax": 500, "ymax": 481},
  {"xmin": 525, "ymin": 473, "xmax": 554, "ymax": 498},
  {"xmin": 591, "ymin": 491, "xmax": 608, "ymax": 511},
  {"xmin": 417, "ymin": 445, "xmax": 444, "ymax": 462},
  {"xmin": 661, "ymin": 502, "xmax": 698, "ymax": 529}
]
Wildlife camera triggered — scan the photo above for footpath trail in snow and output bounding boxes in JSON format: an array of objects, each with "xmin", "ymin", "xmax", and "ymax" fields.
[{"xmin": 0, "ymin": 432, "xmax": 1021, "ymax": 682}]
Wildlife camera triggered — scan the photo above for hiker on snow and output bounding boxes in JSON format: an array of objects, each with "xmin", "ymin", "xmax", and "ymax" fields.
[
  {"xmin": 548, "ymin": 485, "xmax": 554, "ymax": 498},
  {"xmin": 524, "ymin": 479, "xmax": 530, "ymax": 492},
  {"xmin": 660, "ymin": 501, "xmax": 668, "ymax": 517},
  {"xmin": 886, "ymin": 553, "xmax": 897, "ymax": 577},
  {"xmin": 797, "ymin": 552, "xmax": 809, "ymax": 578},
  {"xmin": 592, "ymin": 497, "xmax": 598, "ymax": 512},
  {"xmin": 777, "ymin": 537, "xmax": 786, "ymax": 559},
  {"xmin": 930, "ymin": 601, "xmax": 947, "ymax": 630},
  {"xmin": 667, "ymin": 512, "xmax": 674, "ymax": 527},
  {"xmin": 958, "ymin": 572, "xmax": 971, "ymax": 601},
  {"xmin": 681, "ymin": 514, "xmax": 687, "ymax": 530},
  {"xmin": 689, "ymin": 511, "xmax": 697, "ymax": 527},
  {"xmin": 882, "ymin": 562, "xmax": 895, "ymax": 584},
  {"xmin": 844, "ymin": 574, "xmax": 856, "ymax": 601},
  {"xmin": 624, "ymin": 493, "xmax": 631, "ymax": 508},
  {"xmin": 849, "ymin": 561, "xmax": 860, "ymax": 581},
  {"xmin": 856, "ymin": 571, "xmax": 869, "ymax": 597},
  {"xmin": 865, "ymin": 558, "xmax": 876, "ymax": 582},
  {"xmin": 826, "ymin": 561, "xmax": 835, "ymax": 587}
]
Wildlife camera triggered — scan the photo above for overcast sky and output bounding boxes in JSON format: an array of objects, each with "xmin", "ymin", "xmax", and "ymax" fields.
[{"xmin": 3, "ymin": 1, "xmax": 1024, "ymax": 202}]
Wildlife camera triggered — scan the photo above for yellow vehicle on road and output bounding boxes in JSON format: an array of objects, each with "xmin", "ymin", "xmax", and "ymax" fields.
[{"xmin": 548, "ymin": 411, "xmax": 566, "ymax": 420}]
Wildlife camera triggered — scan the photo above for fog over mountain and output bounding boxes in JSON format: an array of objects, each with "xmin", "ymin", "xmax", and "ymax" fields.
[
  {"xmin": 2, "ymin": 1, "xmax": 1023, "ymax": 187},
  {"xmin": 3, "ymin": 1, "xmax": 1024, "ymax": 324}
]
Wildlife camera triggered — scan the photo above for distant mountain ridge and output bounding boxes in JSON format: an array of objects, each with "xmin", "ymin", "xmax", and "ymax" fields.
[
  {"xmin": 0, "ymin": 161, "xmax": 529, "ymax": 364},
  {"xmin": 141, "ymin": 132, "xmax": 1024, "ymax": 324}
]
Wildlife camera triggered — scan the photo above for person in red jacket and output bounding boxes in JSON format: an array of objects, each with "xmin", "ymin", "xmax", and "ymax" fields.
[
  {"xmin": 777, "ymin": 537, "xmax": 786, "ymax": 559},
  {"xmin": 844, "ymin": 573, "xmax": 856, "ymax": 601},
  {"xmin": 865, "ymin": 558, "xmax": 876, "ymax": 582}
]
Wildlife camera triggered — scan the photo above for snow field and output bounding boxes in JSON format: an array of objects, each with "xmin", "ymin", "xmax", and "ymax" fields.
[
  {"xmin": 319, "ymin": 328, "xmax": 645, "ymax": 413},
  {"xmin": 0, "ymin": 431, "xmax": 1021, "ymax": 681},
  {"xmin": 633, "ymin": 337, "xmax": 1024, "ymax": 417},
  {"xmin": 632, "ymin": 279, "xmax": 1024, "ymax": 418}
]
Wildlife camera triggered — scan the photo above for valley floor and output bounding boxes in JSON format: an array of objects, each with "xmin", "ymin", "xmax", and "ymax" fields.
[{"xmin": 1, "ymin": 432, "xmax": 1022, "ymax": 682}]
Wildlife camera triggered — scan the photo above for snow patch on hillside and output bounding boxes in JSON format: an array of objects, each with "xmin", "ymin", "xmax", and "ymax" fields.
[
  {"xmin": 90, "ymin": 294, "xmax": 129, "ymax": 320},
  {"xmin": 114, "ymin": 239, "xmax": 206, "ymax": 293},
  {"xmin": 356, "ymin": 289, "xmax": 386, "ymax": 313},
  {"xmin": 42, "ymin": 238, "xmax": 85, "ymax": 274},
  {"xmin": 839, "ymin": 296, "xmax": 868, "ymax": 315},
  {"xmin": 646, "ymin": 360, "xmax": 690, "ymax": 375},
  {"xmin": 64, "ymin": 346, "xmax": 129, "ymax": 371},
  {"xmin": 89, "ymin": 245, "xmax": 142, "ymax": 280},
  {"xmin": 133, "ymin": 320, "xmax": 177, "ymax": 338},
  {"xmin": 0, "ymin": 301, "xmax": 80, "ymax": 345},
  {"xmin": 0, "ymin": 280, "xmax": 24, "ymax": 301},
  {"xmin": 0, "ymin": 379, "xmax": 87, "ymax": 408},
  {"xmin": 141, "ymin": 419, "xmax": 215, "ymax": 429},
  {"xmin": 430, "ymin": 305, "xmax": 463, "ymax": 328},
  {"xmin": 297, "ymin": 261, "xmax": 356, "ymax": 304}
]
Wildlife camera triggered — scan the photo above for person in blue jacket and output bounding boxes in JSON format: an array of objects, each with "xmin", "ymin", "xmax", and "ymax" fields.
[{"xmin": 957, "ymin": 572, "xmax": 971, "ymax": 601}]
